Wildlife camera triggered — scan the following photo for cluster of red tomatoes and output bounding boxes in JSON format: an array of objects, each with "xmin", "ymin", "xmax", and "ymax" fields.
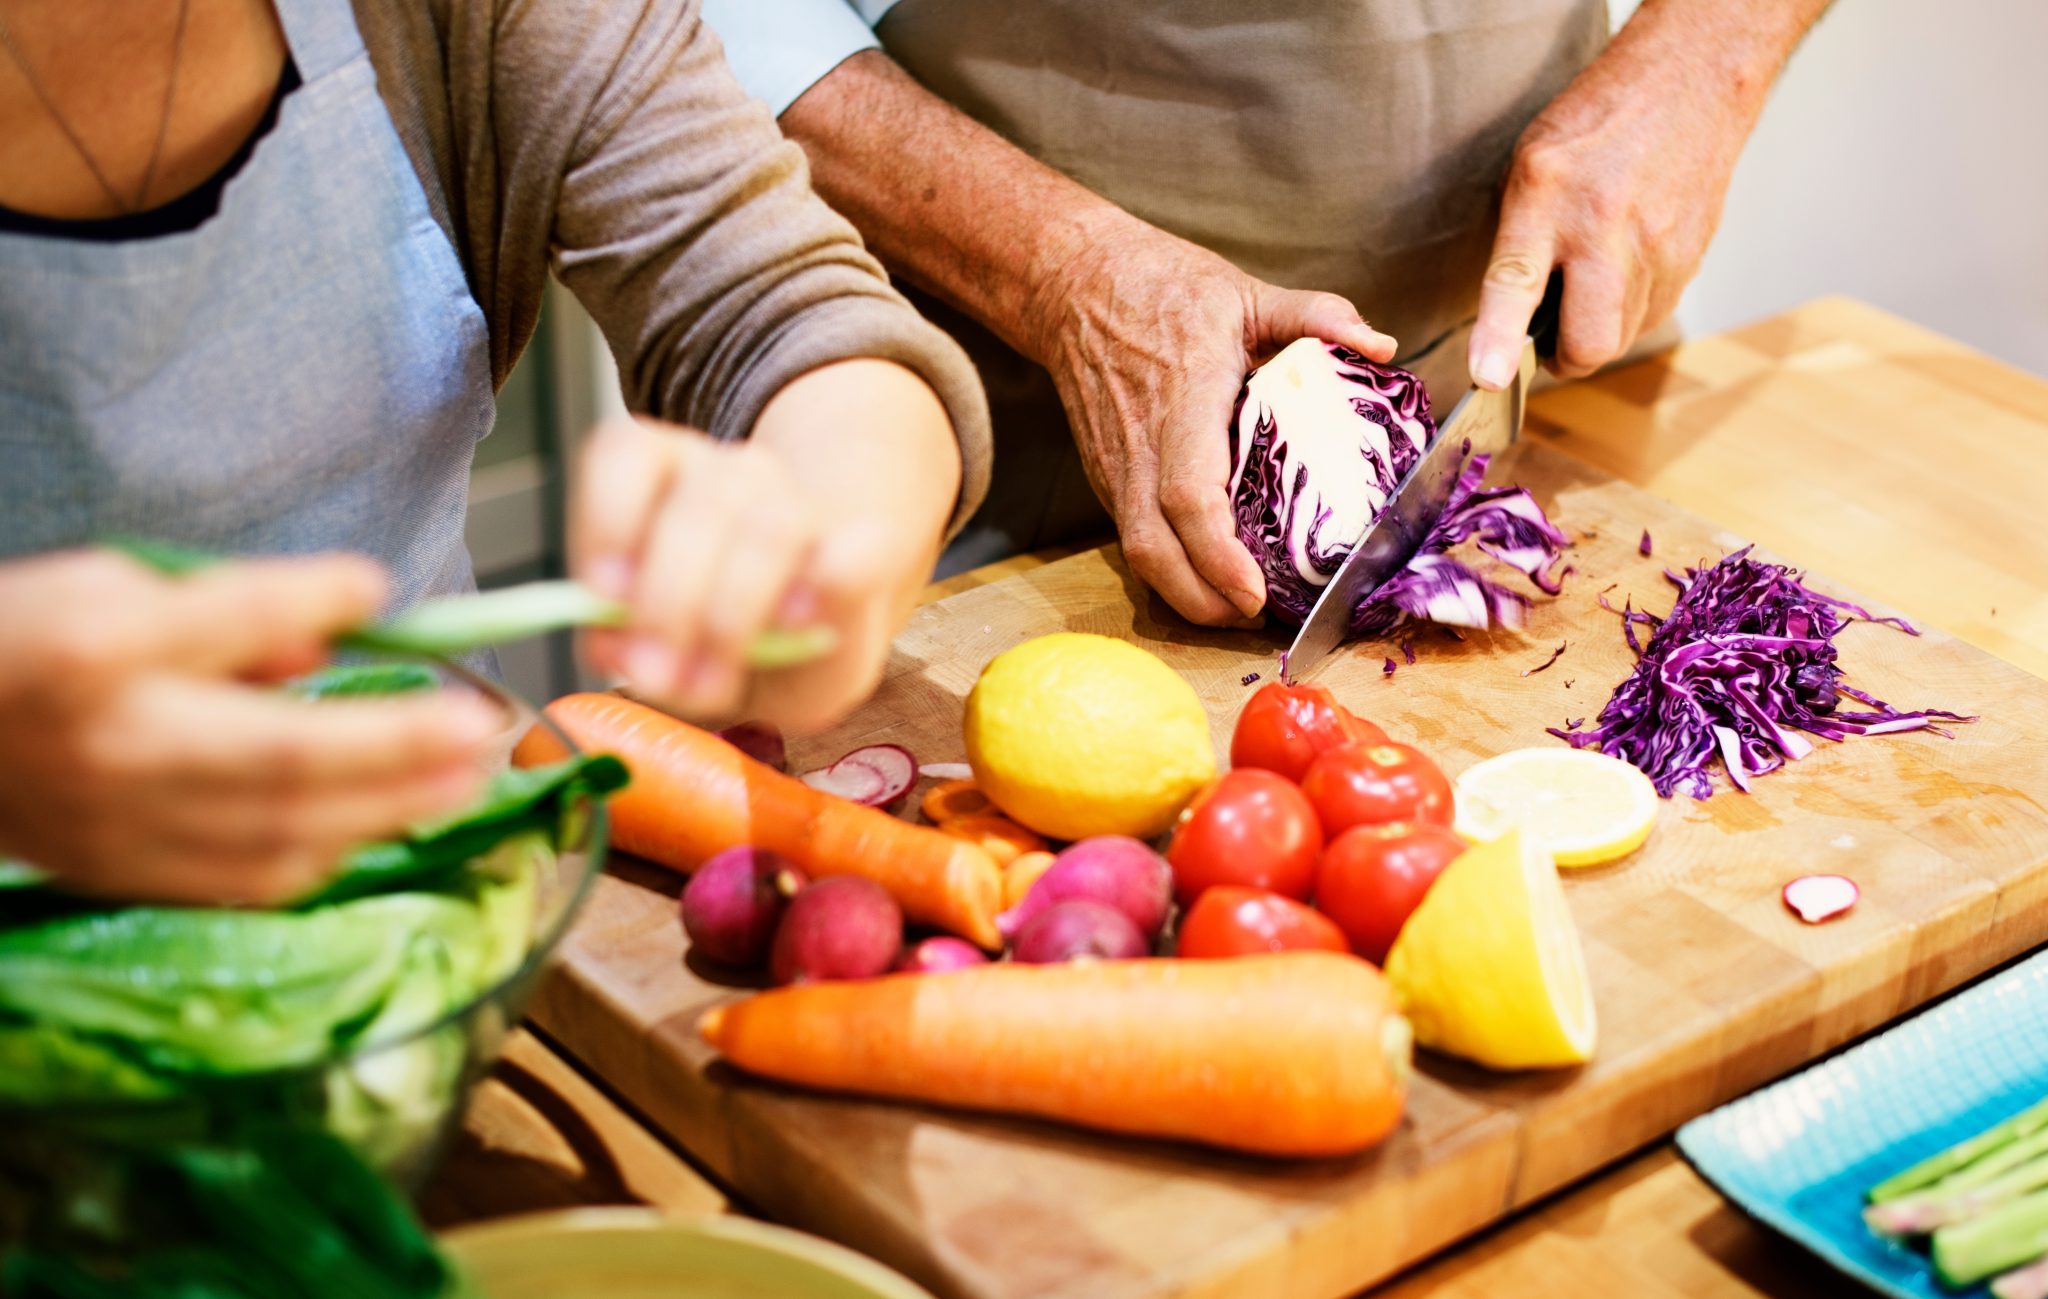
[{"xmin": 1166, "ymin": 682, "xmax": 1463, "ymax": 964}]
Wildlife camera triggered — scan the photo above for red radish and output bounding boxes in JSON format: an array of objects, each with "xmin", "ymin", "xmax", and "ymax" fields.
[
  {"xmin": 997, "ymin": 836, "xmax": 1173, "ymax": 942},
  {"xmin": 893, "ymin": 937, "xmax": 991, "ymax": 975},
  {"xmin": 1012, "ymin": 899, "xmax": 1150, "ymax": 964},
  {"xmin": 919, "ymin": 762, "xmax": 974, "ymax": 782},
  {"xmin": 771, "ymin": 877, "xmax": 904, "ymax": 984},
  {"xmin": 680, "ymin": 847, "xmax": 807, "ymax": 969},
  {"xmin": 1783, "ymin": 874, "xmax": 1859, "ymax": 924},
  {"xmin": 799, "ymin": 743, "xmax": 918, "ymax": 811},
  {"xmin": 716, "ymin": 722, "xmax": 786, "ymax": 772}
]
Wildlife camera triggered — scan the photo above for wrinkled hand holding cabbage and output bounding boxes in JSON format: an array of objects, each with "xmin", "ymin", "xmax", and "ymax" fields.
[{"xmin": 1228, "ymin": 339, "xmax": 1568, "ymax": 637}]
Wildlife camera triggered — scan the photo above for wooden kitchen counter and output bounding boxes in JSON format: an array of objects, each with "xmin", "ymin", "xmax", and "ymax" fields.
[{"xmin": 429, "ymin": 297, "xmax": 2048, "ymax": 1296}]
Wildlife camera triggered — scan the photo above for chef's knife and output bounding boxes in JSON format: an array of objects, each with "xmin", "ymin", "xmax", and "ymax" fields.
[{"xmin": 1280, "ymin": 274, "xmax": 1561, "ymax": 683}]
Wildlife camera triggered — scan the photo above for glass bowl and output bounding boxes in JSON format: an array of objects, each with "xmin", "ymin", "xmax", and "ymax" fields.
[{"xmin": 0, "ymin": 661, "xmax": 605, "ymax": 1253}]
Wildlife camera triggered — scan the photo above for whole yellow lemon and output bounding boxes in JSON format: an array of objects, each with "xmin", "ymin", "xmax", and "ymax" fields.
[{"xmin": 963, "ymin": 633, "xmax": 1216, "ymax": 841}]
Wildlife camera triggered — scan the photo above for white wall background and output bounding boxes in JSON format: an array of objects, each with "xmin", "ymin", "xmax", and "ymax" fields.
[{"xmin": 1613, "ymin": 0, "xmax": 2048, "ymax": 377}]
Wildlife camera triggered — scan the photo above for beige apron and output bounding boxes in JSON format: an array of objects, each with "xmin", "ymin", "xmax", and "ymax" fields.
[{"xmin": 877, "ymin": 0, "xmax": 1609, "ymax": 575}]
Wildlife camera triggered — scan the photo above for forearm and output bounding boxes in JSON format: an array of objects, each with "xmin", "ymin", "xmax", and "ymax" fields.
[
  {"xmin": 780, "ymin": 50, "xmax": 1139, "ymax": 367},
  {"xmin": 1603, "ymin": 0, "xmax": 1832, "ymax": 127},
  {"xmin": 753, "ymin": 358, "xmax": 961, "ymax": 582}
]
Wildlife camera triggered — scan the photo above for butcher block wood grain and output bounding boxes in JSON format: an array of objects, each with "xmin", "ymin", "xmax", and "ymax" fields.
[{"xmin": 530, "ymin": 429, "xmax": 2048, "ymax": 1299}]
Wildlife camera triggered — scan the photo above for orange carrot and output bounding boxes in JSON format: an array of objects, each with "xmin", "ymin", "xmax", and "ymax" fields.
[
  {"xmin": 1002, "ymin": 850, "xmax": 1056, "ymax": 910},
  {"xmin": 921, "ymin": 778, "xmax": 994, "ymax": 825},
  {"xmin": 519, "ymin": 693, "xmax": 1003, "ymax": 948},
  {"xmin": 938, "ymin": 813, "xmax": 1047, "ymax": 867},
  {"xmin": 699, "ymin": 951, "xmax": 1411, "ymax": 1157}
]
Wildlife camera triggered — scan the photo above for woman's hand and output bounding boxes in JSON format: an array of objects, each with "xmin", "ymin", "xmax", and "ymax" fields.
[
  {"xmin": 0, "ymin": 551, "xmax": 499, "ymax": 905},
  {"xmin": 573, "ymin": 359, "xmax": 960, "ymax": 733}
]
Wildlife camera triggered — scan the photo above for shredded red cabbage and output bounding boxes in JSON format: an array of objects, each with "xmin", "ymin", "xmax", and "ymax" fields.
[
  {"xmin": 1552, "ymin": 547, "xmax": 1974, "ymax": 798},
  {"xmin": 1521, "ymin": 641, "xmax": 1567, "ymax": 677},
  {"xmin": 1347, "ymin": 452, "xmax": 1571, "ymax": 637}
]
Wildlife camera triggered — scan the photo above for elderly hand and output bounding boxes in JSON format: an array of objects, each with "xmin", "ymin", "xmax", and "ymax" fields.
[
  {"xmin": 1467, "ymin": 2, "xmax": 1807, "ymax": 389},
  {"xmin": 573, "ymin": 359, "xmax": 959, "ymax": 733},
  {"xmin": 0, "ymin": 551, "xmax": 498, "ymax": 905},
  {"xmin": 1035, "ymin": 219, "xmax": 1397, "ymax": 626}
]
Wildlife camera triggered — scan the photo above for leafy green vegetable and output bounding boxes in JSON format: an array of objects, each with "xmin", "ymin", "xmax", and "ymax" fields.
[
  {"xmin": 284, "ymin": 663, "xmax": 439, "ymax": 700},
  {"xmin": 0, "ymin": 1124, "xmax": 472, "ymax": 1299},
  {"xmin": 0, "ymin": 906, "xmax": 413, "ymax": 1074},
  {"xmin": 301, "ymin": 754, "xmax": 625, "ymax": 907},
  {"xmin": 0, "ymin": 576, "xmax": 623, "ymax": 1291},
  {"xmin": 0, "ymin": 1026, "xmax": 177, "ymax": 1107},
  {"xmin": 100, "ymin": 537, "xmax": 219, "ymax": 578}
]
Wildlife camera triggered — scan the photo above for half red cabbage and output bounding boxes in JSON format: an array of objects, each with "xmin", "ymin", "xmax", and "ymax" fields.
[
  {"xmin": 1228, "ymin": 339, "xmax": 1568, "ymax": 636},
  {"xmin": 1552, "ymin": 547, "xmax": 1974, "ymax": 798}
]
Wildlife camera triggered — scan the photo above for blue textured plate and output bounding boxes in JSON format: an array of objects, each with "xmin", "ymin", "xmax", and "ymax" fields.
[{"xmin": 1678, "ymin": 948, "xmax": 2048, "ymax": 1298}]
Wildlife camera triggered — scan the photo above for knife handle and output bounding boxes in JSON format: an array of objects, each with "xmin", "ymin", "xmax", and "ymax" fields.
[{"xmin": 1529, "ymin": 268, "xmax": 1565, "ymax": 364}]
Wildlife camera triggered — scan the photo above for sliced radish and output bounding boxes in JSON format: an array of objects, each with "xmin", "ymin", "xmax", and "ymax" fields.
[
  {"xmin": 1783, "ymin": 874, "xmax": 1859, "ymax": 924},
  {"xmin": 799, "ymin": 743, "xmax": 918, "ymax": 811},
  {"xmin": 717, "ymin": 721, "xmax": 786, "ymax": 771},
  {"xmin": 919, "ymin": 762, "xmax": 973, "ymax": 781}
]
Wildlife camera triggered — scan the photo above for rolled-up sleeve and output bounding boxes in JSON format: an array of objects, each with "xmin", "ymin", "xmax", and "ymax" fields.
[
  {"xmin": 497, "ymin": 0, "xmax": 989, "ymax": 537},
  {"xmin": 701, "ymin": 0, "xmax": 895, "ymax": 116}
]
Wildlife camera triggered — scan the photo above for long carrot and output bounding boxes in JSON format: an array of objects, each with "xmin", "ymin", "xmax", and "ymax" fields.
[
  {"xmin": 518, "ymin": 693, "xmax": 1004, "ymax": 949},
  {"xmin": 699, "ymin": 951, "xmax": 1412, "ymax": 1158}
]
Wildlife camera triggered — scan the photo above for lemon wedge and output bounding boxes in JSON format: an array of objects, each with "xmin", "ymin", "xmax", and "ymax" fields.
[
  {"xmin": 1452, "ymin": 747, "xmax": 1657, "ymax": 868},
  {"xmin": 1384, "ymin": 830, "xmax": 1596, "ymax": 1070}
]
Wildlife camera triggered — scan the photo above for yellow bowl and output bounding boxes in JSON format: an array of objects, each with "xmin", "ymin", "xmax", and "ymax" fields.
[{"xmin": 442, "ymin": 1208, "xmax": 937, "ymax": 1299}]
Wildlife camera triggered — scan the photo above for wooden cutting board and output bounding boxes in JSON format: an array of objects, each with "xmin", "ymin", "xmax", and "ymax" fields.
[{"xmin": 530, "ymin": 439, "xmax": 2048, "ymax": 1299}]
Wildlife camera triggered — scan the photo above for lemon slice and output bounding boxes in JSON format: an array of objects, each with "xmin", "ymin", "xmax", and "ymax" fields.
[
  {"xmin": 1384, "ymin": 830, "xmax": 1596, "ymax": 1070},
  {"xmin": 1453, "ymin": 747, "xmax": 1658, "ymax": 868}
]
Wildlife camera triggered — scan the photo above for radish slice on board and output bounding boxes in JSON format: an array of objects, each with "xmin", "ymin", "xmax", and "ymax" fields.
[
  {"xmin": 1783, "ymin": 874, "xmax": 1859, "ymax": 923},
  {"xmin": 919, "ymin": 762, "xmax": 974, "ymax": 781},
  {"xmin": 799, "ymin": 744, "xmax": 918, "ymax": 811}
]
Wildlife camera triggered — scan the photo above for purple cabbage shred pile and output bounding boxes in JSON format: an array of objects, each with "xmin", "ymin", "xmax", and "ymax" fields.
[{"xmin": 1552, "ymin": 547, "xmax": 1973, "ymax": 798}]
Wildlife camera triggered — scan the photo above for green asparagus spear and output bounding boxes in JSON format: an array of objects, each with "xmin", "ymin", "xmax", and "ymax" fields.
[
  {"xmin": 1868, "ymin": 1148, "xmax": 2048, "ymax": 1236},
  {"xmin": 1993, "ymin": 1255, "xmax": 2048, "ymax": 1299},
  {"xmin": 109, "ymin": 537, "xmax": 840, "ymax": 668},
  {"xmin": 342, "ymin": 579, "xmax": 838, "ymax": 667},
  {"xmin": 335, "ymin": 580, "xmax": 628, "ymax": 656},
  {"xmin": 1936, "ymin": 1186, "xmax": 2048, "ymax": 1288},
  {"xmin": 1870, "ymin": 1097, "xmax": 2048, "ymax": 1204},
  {"xmin": 285, "ymin": 662, "xmax": 440, "ymax": 699}
]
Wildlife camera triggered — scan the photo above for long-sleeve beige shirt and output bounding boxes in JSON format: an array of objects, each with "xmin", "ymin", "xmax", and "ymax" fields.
[{"xmin": 352, "ymin": 0, "xmax": 991, "ymax": 534}]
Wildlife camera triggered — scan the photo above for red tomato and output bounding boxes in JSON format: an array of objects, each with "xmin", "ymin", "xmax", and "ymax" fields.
[
  {"xmin": 1301, "ymin": 742, "xmax": 1454, "ymax": 837},
  {"xmin": 1230, "ymin": 683, "xmax": 1390, "ymax": 785},
  {"xmin": 1177, "ymin": 887, "xmax": 1350, "ymax": 959},
  {"xmin": 1166, "ymin": 769, "xmax": 1322, "ymax": 905},
  {"xmin": 1315, "ymin": 822, "xmax": 1467, "ymax": 964}
]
